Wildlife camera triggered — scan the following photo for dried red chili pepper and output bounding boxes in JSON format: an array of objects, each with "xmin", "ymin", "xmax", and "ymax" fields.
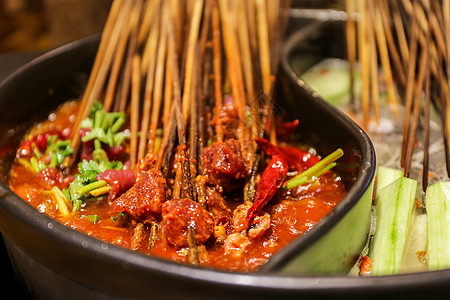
[
  {"xmin": 243, "ymin": 154, "xmax": 288, "ymax": 230},
  {"xmin": 279, "ymin": 146, "xmax": 320, "ymax": 169},
  {"xmin": 276, "ymin": 119, "xmax": 299, "ymax": 141},
  {"xmin": 255, "ymin": 138, "xmax": 320, "ymax": 171}
]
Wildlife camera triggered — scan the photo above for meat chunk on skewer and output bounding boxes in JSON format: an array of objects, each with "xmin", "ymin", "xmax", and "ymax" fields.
[
  {"xmin": 205, "ymin": 186, "xmax": 232, "ymax": 224},
  {"xmin": 161, "ymin": 198, "xmax": 214, "ymax": 247},
  {"xmin": 111, "ymin": 169, "xmax": 166, "ymax": 222},
  {"xmin": 202, "ymin": 139, "xmax": 246, "ymax": 190}
]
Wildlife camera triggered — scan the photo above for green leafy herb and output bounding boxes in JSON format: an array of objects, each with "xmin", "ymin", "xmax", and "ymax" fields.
[
  {"xmin": 45, "ymin": 137, "xmax": 73, "ymax": 168},
  {"xmin": 66, "ymin": 159, "xmax": 123, "ymax": 211},
  {"xmin": 80, "ymin": 101, "xmax": 128, "ymax": 148}
]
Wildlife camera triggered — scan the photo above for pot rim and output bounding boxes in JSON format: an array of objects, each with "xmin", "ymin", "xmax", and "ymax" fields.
[{"xmin": 0, "ymin": 33, "xmax": 448, "ymax": 296}]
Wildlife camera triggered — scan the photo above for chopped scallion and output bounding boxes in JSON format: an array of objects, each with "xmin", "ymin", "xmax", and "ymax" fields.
[
  {"xmin": 83, "ymin": 214, "xmax": 101, "ymax": 223},
  {"xmin": 285, "ymin": 148, "xmax": 343, "ymax": 189}
]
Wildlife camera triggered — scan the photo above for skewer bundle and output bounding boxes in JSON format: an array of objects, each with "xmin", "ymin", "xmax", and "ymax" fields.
[
  {"xmin": 66, "ymin": 0, "xmax": 290, "ymax": 173},
  {"xmin": 62, "ymin": 0, "xmax": 291, "ymax": 263},
  {"xmin": 346, "ymin": 0, "xmax": 450, "ymax": 194}
]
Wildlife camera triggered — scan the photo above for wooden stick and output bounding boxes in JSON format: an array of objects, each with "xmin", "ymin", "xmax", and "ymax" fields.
[
  {"xmin": 346, "ymin": 0, "xmax": 357, "ymax": 113},
  {"xmin": 422, "ymin": 0, "xmax": 432, "ymax": 196},
  {"xmin": 256, "ymin": 0, "xmax": 271, "ymax": 97},
  {"xmin": 218, "ymin": 0, "xmax": 252, "ymax": 161},
  {"xmin": 212, "ymin": 0, "xmax": 224, "ymax": 143},
  {"xmin": 357, "ymin": 0, "xmax": 370, "ymax": 129},
  {"xmin": 401, "ymin": 1, "xmax": 419, "ymax": 168},
  {"xmin": 147, "ymin": 23, "xmax": 168, "ymax": 154},
  {"xmin": 138, "ymin": 8, "xmax": 161, "ymax": 160},
  {"xmin": 162, "ymin": 49, "xmax": 174, "ymax": 129},
  {"xmin": 138, "ymin": 0, "xmax": 158, "ymax": 47},
  {"xmin": 65, "ymin": 0, "xmax": 131, "ymax": 171},
  {"xmin": 369, "ymin": 0, "xmax": 380, "ymax": 125},
  {"xmin": 237, "ymin": 0, "xmax": 258, "ymax": 139},
  {"xmin": 141, "ymin": 3, "xmax": 161, "ymax": 75},
  {"xmin": 374, "ymin": 1, "xmax": 399, "ymax": 117},
  {"xmin": 130, "ymin": 54, "xmax": 141, "ymax": 169},
  {"xmin": 444, "ymin": 0, "xmax": 450, "ymax": 177},
  {"xmin": 404, "ymin": 42, "xmax": 428, "ymax": 178},
  {"xmin": 103, "ymin": 5, "xmax": 134, "ymax": 112},
  {"xmin": 181, "ymin": 0, "xmax": 204, "ymax": 126},
  {"xmin": 165, "ymin": 1, "xmax": 193, "ymax": 199},
  {"xmin": 379, "ymin": 0, "xmax": 407, "ymax": 88},
  {"xmin": 391, "ymin": 0, "xmax": 410, "ymax": 69}
]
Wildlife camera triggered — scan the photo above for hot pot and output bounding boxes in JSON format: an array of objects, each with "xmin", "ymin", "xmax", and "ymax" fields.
[{"xmin": 0, "ymin": 29, "xmax": 430, "ymax": 299}]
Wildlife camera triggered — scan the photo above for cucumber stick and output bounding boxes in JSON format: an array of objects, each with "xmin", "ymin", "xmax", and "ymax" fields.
[
  {"xmin": 376, "ymin": 166, "xmax": 403, "ymax": 195},
  {"xmin": 371, "ymin": 175, "xmax": 417, "ymax": 275},
  {"xmin": 426, "ymin": 181, "xmax": 450, "ymax": 271}
]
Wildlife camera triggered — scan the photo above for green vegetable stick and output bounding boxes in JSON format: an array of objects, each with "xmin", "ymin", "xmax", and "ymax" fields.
[
  {"xmin": 285, "ymin": 149, "xmax": 343, "ymax": 189},
  {"xmin": 376, "ymin": 166, "xmax": 403, "ymax": 195},
  {"xmin": 426, "ymin": 181, "xmax": 450, "ymax": 271},
  {"xmin": 371, "ymin": 176, "xmax": 417, "ymax": 275}
]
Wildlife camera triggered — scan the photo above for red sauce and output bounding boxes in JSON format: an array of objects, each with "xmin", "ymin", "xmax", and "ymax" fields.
[{"xmin": 9, "ymin": 101, "xmax": 347, "ymax": 272}]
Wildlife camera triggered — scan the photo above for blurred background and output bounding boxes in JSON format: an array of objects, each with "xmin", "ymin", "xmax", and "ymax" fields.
[
  {"xmin": 0, "ymin": 0, "xmax": 112, "ymax": 53},
  {"xmin": 0, "ymin": 0, "xmax": 343, "ymax": 54}
]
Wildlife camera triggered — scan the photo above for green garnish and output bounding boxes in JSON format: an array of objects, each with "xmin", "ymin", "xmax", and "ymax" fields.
[
  {"xmin": 285, "ymin": 148, "xmax": 344, "ymax": 189},
  {"xmin": 80, "ymin": 101, "xmax": 128, "ymax": 148},
  {"xmin": 83, "ymin": 214, "xmax": 101, "ymax": 223},
  {"xmin": 50, "ymin": 186, "xmax": 71, "ymax": 217},
  {"xmin": 18, "ymin": 158, "xmax": 35, "ymax": 173},
  {"xmin": 45, "ymin": 138, "xmax": 73, "ymax": 168},
  {"xmin": 66, "ymin": 159, "xmax": 123, "ymax": 211},
  {"xmin": 75, "ymin": 180, "xmax": 107, "ymax": 195},
  {"xmin": 30, "ymin": 157, "xmax": 46, "ymax": 173}
]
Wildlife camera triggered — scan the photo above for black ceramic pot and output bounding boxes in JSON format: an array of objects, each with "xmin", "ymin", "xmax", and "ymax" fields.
[{"xmin": 0, "ymin": 32, "xmax": 436, "ymax": 299}]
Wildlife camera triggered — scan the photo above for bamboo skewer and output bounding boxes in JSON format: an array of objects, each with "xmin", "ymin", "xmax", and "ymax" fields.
[
  {"xmin": 147, "ymin": 25, "xmax": 168, "ymax": 154},
  {"xmin": 400, "ymin": 2, "xmax": 420, "ymax": 168},
  {"xmin": 374, "ymin": 1, "xmax": 399, "ymax": 118},
  {"xmin": 369, "ymin": 1, "xmax": 380, "ymax": 125},
  {"xmin": 64, "ymin": 0, "xmax": 131, "ymax": 171},
  {"xmin": 379, "ymin": 0, "xmax": 407, "ymax": 88},
  {"xmin": 404, "ymin": 42, "xmax": 428, "ymax": 178},
  {"xmin": 212, "ymin": 0, "xmax": 224, "ymax": 143},
  {"xmin": 130, "ymin": 54, "xmax": 141, "ymax": 169},
  {"xmin": 391, "ymin": 0, "xmax": 410, "ymax": 69},
  {"xmin": 346, "ymin": 0, "xmax": 357, "ymax": 113},
  {"xmin": 357, "ymin": 0, "xmax": 370, "ymax": 129},
  {"xmin": 422, "ymin": 0, "xmax": 432, "ymax": 196},
  {"xmin": 218, "ymin": 0, "xmax": 252, "ymax": 163},
  {"xmin": 138, "ymin": 13, "xmax": 160, "ymax": 160},
  {"xmin": 181, "ymin": 0, "xmax": 204, "ymax": 126}
]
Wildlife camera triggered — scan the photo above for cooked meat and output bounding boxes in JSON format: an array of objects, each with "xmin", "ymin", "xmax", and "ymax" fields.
[
  {"xmin": 35, "ymin": 167, "xmax": 70, "ymax": 190},
  {"xmin": 247, "ymin": 213, "xmax": 270, "ymax": 240},
  {"xmin": 97, "ymin": 169, "xmax": 135, "ymax": 201},
  {"xmin": 213, "ymin": 102, "xmax": 240, "ymax": 140},
  {"xmin": 223, "ymin": 232, "xmax": 250, "ymax": 257},
  {"xmin": 231, "ymin": 202, "xmax": 252, "ymax": 233},
  {"xmin": 202, "ymin": 139, "xmax": 246, "ymax": 190},
  {"xmin": 205, "ymin": 186, "xmax": 232, "ymax": 223},
  {"xmin": 111, "ymin": 168, "xmax": 166, "ymax": 221},
  {"xmin": 161, "ymin": 198, "xmax": 214, "ymax": 247}
]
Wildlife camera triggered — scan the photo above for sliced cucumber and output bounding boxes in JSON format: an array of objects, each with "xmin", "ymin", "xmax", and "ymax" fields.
[
  {"xmin": 376, "ymin": 166, "xmax": 403, "ymax": 195},
  {"xmin": 371, "ymin": 176, "xmax": 417, "ymax": 275},
  {"xmin": 301, "ymin": 59, "xmax": 358, "ymax": 107},
  {"xmin": 426, "ymin": 181, "xmax": 450, "ymax": 271}
]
